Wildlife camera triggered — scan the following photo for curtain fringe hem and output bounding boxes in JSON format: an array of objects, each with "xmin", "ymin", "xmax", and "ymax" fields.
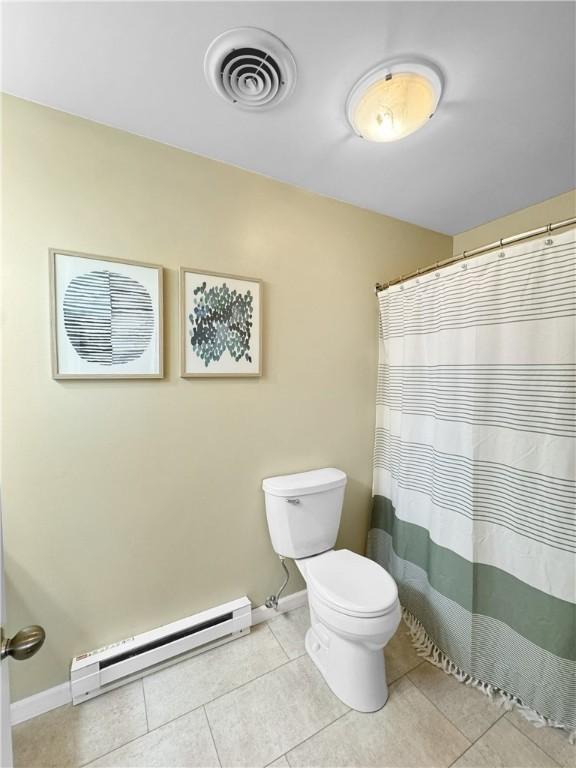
[{"xmin": 401, "ymin": 607, "xmax": 576, "ymax": 743}]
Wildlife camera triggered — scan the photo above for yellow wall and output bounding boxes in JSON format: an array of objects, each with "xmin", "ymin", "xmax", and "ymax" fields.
[
  {"xmin": 453, "ymin": 190, "xmax": 576, "ymax": 255},
  {"xmin": 1, "ymin": 95, "xmax": 451, "ymax": 700}
]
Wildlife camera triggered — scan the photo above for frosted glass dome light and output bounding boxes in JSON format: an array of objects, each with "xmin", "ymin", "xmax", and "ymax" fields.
[{"xmin": 347, "ymin": 61, "xmax": 442, "ymax": 142}]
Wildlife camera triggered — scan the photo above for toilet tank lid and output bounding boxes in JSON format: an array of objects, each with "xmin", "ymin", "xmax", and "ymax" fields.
[{"xmin": 262, "ymin": 468, "xmax": 347, "ymax": 497}]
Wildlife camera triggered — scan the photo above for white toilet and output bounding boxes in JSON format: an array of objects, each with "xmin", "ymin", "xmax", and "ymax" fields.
[{"xmin": 262, "ymin": 467, "xmax": 401, "ymax": 713}]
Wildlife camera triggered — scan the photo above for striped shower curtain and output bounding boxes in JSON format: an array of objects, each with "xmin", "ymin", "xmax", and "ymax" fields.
[{"xmin": 367, "ymin": 228, "xmax": 575, "ymax": 732}]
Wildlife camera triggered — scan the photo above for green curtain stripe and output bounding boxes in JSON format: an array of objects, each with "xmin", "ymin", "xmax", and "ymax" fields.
[
  {"xmin": 372, "ymin": 495, "xmax": 576, "ymax": 661},
  {"xmin": 368, "ymin": 527, "xmax": 576, "ymax": 728}
]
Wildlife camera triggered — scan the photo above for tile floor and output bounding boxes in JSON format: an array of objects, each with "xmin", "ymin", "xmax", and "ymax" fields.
[{"xmin": 13, "ymin": 605, "xmax": 575, "ymax": 768}]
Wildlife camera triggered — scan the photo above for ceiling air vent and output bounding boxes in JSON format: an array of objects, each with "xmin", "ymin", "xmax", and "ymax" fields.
[{"xmin": 204, "ymin": 27, "xmax": 296, "ymax": 110}]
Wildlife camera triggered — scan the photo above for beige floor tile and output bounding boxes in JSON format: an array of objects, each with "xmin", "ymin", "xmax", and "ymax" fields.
[
  {"xmin": 13, "ymin": 681, "xmax": 147, "ymax": 768},
  {"xmin": 287, "ymin": 676, "xmax": 470, "ymax": 768},
  {"xmin": 408, "ymin": 661, "xmax": 503, "ymax": 740},
  {"xmin": 267, "ymin": 757, "xmax": 290, "ymax": 767},
  {"xmin": 84, "ymin": 707, "xmax": 219, "ymax": 767},
  {"xmin": 384, "ymin": 621, "xmax": 423, "ymax": 682},
  {"xmin": 268, "ymin": 606, "xmax": 310, "ymax": 659},
  {"xmin": 505, "ymin": 710, "xmax": 575, "ymax": 767},
  {"xmin": 205, "ymin": 654, "xmax": 348, "ymax": 767},
  {"xmin": 143, "ymin": 623, "xmax": 288, "ymax": 729},
  {"xmin": 453, "ymin": 718, "xmax": 559, "ymax": 767}
]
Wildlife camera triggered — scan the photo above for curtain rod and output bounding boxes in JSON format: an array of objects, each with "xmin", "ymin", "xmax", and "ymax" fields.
[{"xmin": 374, "ymin": 216, "xmax": 576, "ymax": 293}]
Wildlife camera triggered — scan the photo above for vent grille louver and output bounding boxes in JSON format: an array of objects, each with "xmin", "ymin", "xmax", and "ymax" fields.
[
  {"xmin": 220, "ymin": 48, "xmax": 283, "ymax": 107},
  {"xmin": 205, "ymin": 28, "xmax": 296, "ymax": 110},
  {"xmin": 98, "ymin": 612, "xmax": 233, "ymax": 669}
]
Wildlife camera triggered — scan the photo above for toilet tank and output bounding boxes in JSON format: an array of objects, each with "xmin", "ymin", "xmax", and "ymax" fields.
[{"xmin": 262, "ymin": 468, "xmax": 347, "ymax": 559}]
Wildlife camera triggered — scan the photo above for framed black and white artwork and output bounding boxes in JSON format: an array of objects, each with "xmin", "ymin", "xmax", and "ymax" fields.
[
  {"xmin": 50, "ymin": 249, "xmax": 163, "ymax": 379},
  {"xmin": 180, "ymin": 267, "xmax": 262, "ymax": 377}
]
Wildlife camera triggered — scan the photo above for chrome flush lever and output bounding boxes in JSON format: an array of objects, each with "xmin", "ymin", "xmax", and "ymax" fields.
[{"xmin": 286, "ymin": 498, "xmax": 301, "ymax": 505}]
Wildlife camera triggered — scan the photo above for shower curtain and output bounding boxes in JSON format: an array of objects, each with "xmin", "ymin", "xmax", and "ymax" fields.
[{"xmin": 367, "ymin": 228, "xmax": 575, "ymax": 732}]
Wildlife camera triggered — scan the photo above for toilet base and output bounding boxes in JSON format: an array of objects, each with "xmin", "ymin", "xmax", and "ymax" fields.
[{"xmin": 305, "ymin": 625, "xmax": 389, "ymax": 713}]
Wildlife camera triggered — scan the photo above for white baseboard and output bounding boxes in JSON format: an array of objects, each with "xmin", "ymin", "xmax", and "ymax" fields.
[
  {"xmin": 251, "ymin": 588, "xmax": 307, "ymax": 625},
  {"xmin": 10, "ymin": 589, "xmax": 308, "ymax": 726},
  {"xmin": 11, "ymin": 681, "xmax": 71, "ymax": 726}
]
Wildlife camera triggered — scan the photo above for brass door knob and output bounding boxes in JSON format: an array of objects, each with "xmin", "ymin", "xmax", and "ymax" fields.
[{"xmin": 1, "ymin": 625, "xmax": 45, "ymax": 660}]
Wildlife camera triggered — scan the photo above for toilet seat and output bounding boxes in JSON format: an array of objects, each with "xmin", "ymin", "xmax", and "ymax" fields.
[{"xmin": 304, "ymin": 549, "xmax": 398, "ymax": 618}]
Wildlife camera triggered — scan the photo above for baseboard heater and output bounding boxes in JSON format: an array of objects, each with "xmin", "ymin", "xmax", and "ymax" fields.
[{"xmin": 70, "ymin": 596, "xmax": 251, "ymax": 705}]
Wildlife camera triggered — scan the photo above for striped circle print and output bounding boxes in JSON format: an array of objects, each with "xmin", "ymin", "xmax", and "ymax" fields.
[{"xmin": 63, "ymin": 270, "xmax": 154, "ymax": 365}]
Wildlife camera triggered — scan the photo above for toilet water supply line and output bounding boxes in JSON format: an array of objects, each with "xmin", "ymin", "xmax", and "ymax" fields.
[{"xmin": 265, "ymin": 557, "xmax": 290, "ymax": 609}]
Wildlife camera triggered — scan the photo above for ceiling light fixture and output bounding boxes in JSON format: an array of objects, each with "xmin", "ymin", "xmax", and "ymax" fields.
[{"xmin": 346, "ymin": 60, "xmax": 442, "ymax": 142}]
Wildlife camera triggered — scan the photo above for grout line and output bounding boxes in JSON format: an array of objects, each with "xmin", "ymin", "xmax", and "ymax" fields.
[
  {"xmin": 79, "ymin": 700, "xmax": 219, "ymax": 767},
  {"xmin": 263, "ymin": 754, "xmax": 288, "ymax": 767},
  {"xmin": 398, "ymin": 627, "xmax": 566, "ymax": 764},
  {"xmin": 203, "ymin": 656, "xmax": 295, "ymax": 710},
  {"xmin": 67, "ymin": 618, "xmax": 461, "ymax": 768},
  {"xmin": 71, "ymin": 647, "xmax": 566, "ymax": 768},
  {"xmin": 58, "ymin": 612, "xmax": 315, "ymax": 768},
  {"xmin": 131, "ymin": 655, "xmax": 297, "ymax": 740},
  {"xmin": 504, "ymin": 714, "xmax": 563, "ymax": 767},
  {"xmin": 78, "ymin": 682, "xmax": 153, "ymax": 767},
  {"xmin": 472, "ymin": 709, "xmax": 507, "ymax": 743},
  {"xmin": 444, "ymin": 712, "xmax": 506, "ymax": 768},
  {"xmin": 80, "ymin": 615, "xmax": 306, "ymax": 765},
  {"xmin": 265, "ymin": 618, "xmax": 293, "ymax": 663},
  {"xmin": 265, "ymin": 603, "xmax": 308, "ymax": 663},
  {"xmin": 446, "ymin": 739, "xmax": 476, "ymax": 768},
  {"xmin": 141, "ymin": 678, "xmax": 150, "ymax": 733},
  {"xmin": 78, "ymin": 655, "xmax": 298, "ymax": 768},
  {"xmin": 203, "ymin": 705, "xmax": 223, "ymax": 768},
  {"xmin": 198, "ymin": 632, "xmax": 349, "ymax": 765},
  {"xmin": 78, "ymin": 730, "xmax": 152, "ymax": 768},
  {"xmin": 271, "ymin": 627, "xmax": 416, "ymax": 761},
  {"xmin": 282, "ymin": 708, "xmax": 351, "ymax": 762},
  {"xmin": 77, "ymin": 628, "xmax": 298, "ymax": 767},
  {"xmin": 121, "ymin": 618, "xmax": 300, "ymax": 741},
  {"xmin": 389, "ymin": 662, "xmax": 482, "ymax": 766},
  {"xmin": 387, "ymin": 658, "xmax": 425, "ymax": 685},
  {"xmin": 405, "ymin": 661, "xmax": 505, "ymax": 746}
]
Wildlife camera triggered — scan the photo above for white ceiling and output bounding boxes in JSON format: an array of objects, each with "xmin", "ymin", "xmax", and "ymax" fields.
[{"xmin": 2, "ymin": 1, "xmax": 575, "ymax": 235}]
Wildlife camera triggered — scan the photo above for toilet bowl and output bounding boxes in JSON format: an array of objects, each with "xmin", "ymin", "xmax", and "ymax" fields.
[
  {"xmin": 262, "ymin": 467, "xmax": 401, "ymax": 712},
  {"xmin": 297, "ymin": 548, "xmax": 401, "ymax": 712}
]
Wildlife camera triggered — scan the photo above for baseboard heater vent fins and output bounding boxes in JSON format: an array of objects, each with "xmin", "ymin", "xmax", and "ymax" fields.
[{"xmin": 70, "ymin": 596, "xmax": 251, "ymax": 704}]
